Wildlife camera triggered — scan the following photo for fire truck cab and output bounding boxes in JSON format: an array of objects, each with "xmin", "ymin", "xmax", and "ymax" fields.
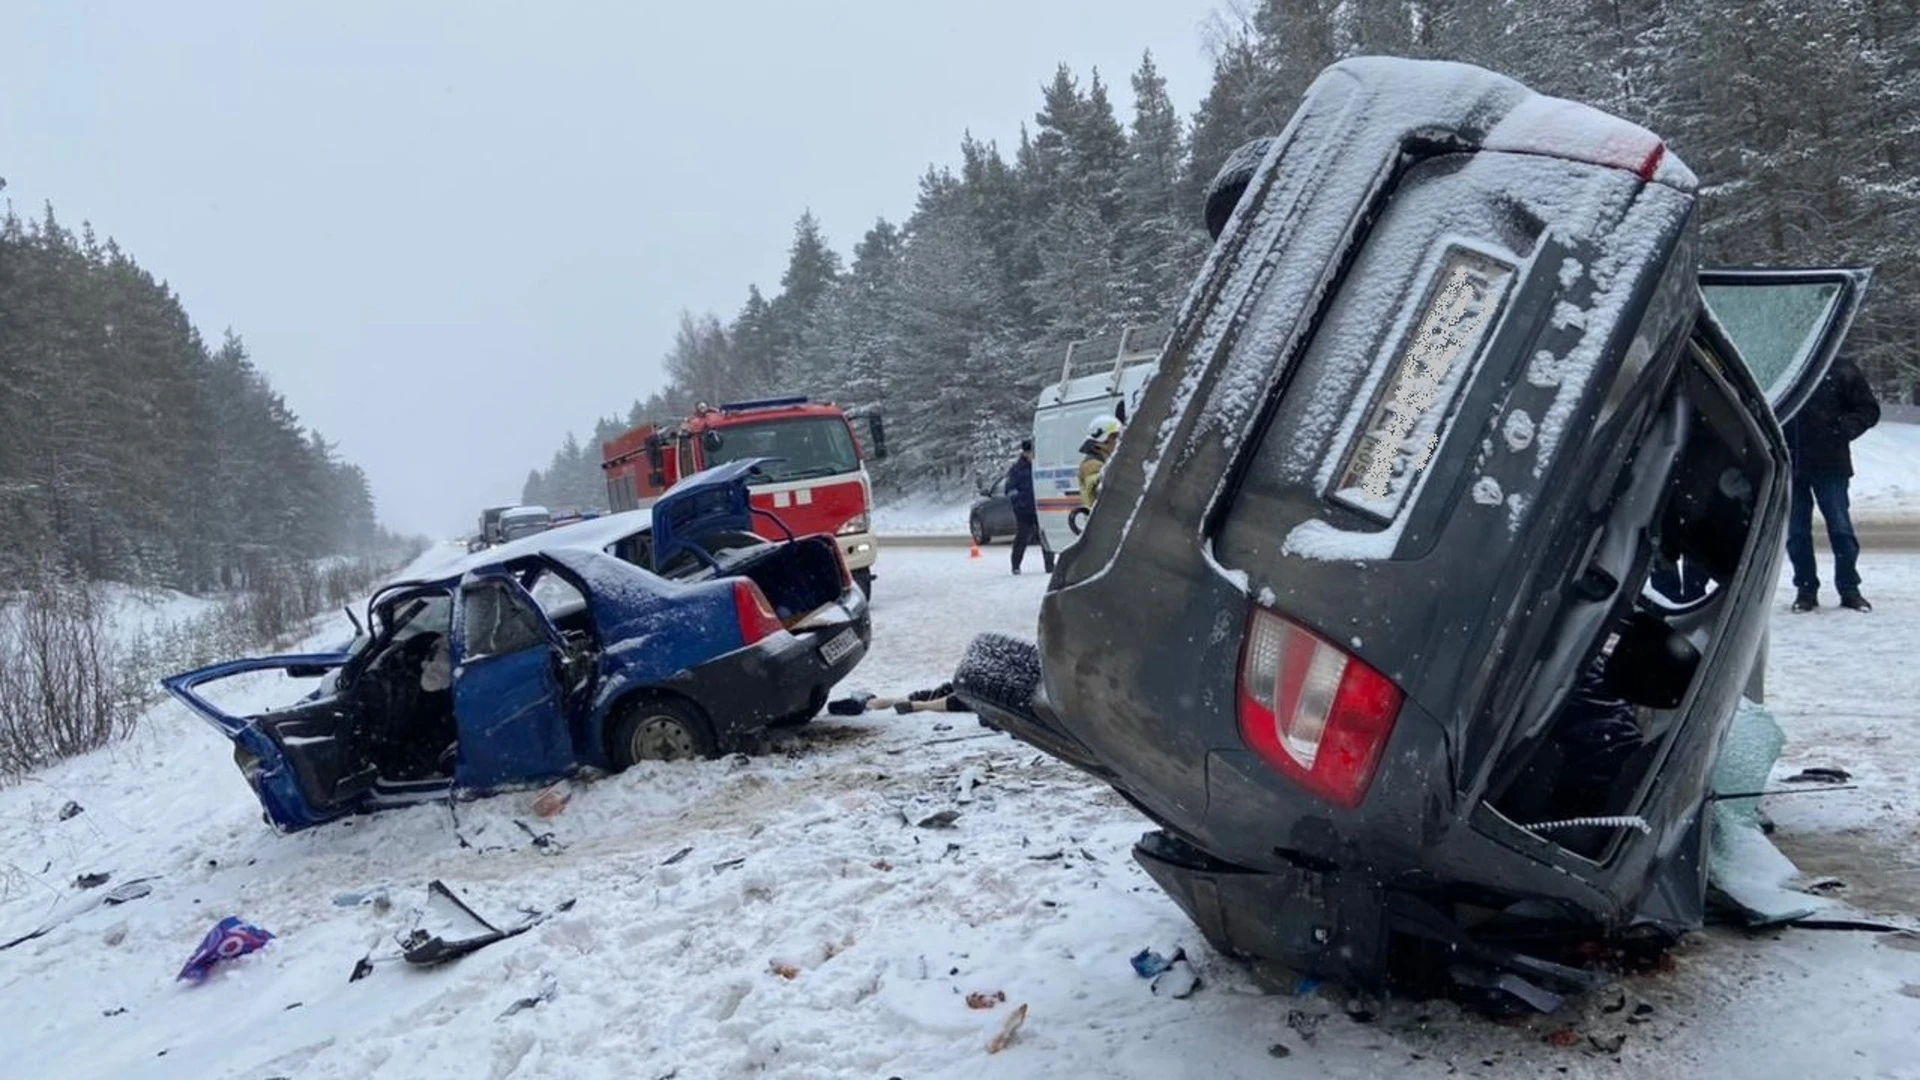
[{"xmin": 603, "ymin": 396, "xmax": 886, "ymax": 595}]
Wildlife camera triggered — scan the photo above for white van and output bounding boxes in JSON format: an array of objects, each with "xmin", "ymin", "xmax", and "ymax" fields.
[{"xmin": 1030, "ymin": 323, "xmax": 1167, "ymax": 555}]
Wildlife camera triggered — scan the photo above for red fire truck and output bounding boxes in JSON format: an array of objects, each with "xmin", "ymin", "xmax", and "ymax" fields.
[{"xmin": 602, "ymin": 396, "xmax": 887, "ymax": 595}]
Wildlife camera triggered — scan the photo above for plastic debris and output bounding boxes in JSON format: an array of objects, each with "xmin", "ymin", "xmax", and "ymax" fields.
[
  {"xmin": 1129, "ymin": 947, "xmax": 1185, "ymax": 978},
  {"xmin": 399, "ymin": 881, "xmax": 573, "ymax": 967},
  {"xmin": 1268, "ymin": 1043, "xmax": 1292, "ymax": 1059},
  {"xmin": 987, "ymin": 1003, "xmax": 1029, "ymax": 1053},
  {"xmin": 966, "ymin": 990, "xmax": 1006, "ymax": 1010},
  {"xmin": 75, "ymin": 872, "xmax": 111, "ymax": 890},
  {"xmin": 177, "ymin": 917, "xmax": 274, "ymax": 982},
  {"xmin": 58, "ymin": 801, "xmax": 84, "ymax": 821}
]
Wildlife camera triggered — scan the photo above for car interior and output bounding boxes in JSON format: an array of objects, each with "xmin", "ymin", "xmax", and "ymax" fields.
[{"xmin": 1487, "ymin": 326, "xmax": 1767, "ymax": 860}]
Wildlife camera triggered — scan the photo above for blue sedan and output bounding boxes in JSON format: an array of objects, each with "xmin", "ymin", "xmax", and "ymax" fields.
[{"xmin": 165, "ymin": 460, "xmax": 870, "ymax": 833}]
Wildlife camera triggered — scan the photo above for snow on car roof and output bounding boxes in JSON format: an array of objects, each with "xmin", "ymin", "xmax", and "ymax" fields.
[{"xmin": 429, "ymin": 509, "xmax": 653, "ymax": 581}]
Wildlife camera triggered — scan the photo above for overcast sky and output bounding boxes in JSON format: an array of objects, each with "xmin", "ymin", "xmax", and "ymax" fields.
[{"xmin": 4, "ymin": 1, "xmax": 1223, "ymax": 536}]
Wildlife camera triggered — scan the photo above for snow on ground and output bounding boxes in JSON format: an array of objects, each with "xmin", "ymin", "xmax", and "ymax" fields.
[
  {"xmin": 1850, "ymin": 420, "xmax": 1920, "ymax": 516},
  {"xmin": 2, "ymin": 548, "xmax": 1919, "ymax": 1080},
  {"xmin": 871, "ymin": 497, "xmax": 972, "ymax": 536},
  {"xmin": 95, "ymin": 585, "xmax": 222, "ymax": 649}
]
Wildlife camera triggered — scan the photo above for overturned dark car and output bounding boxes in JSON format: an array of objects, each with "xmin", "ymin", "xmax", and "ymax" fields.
[{"xmin": 957, "ymin": 57, "xmax": 1869, "ymax": 1007}]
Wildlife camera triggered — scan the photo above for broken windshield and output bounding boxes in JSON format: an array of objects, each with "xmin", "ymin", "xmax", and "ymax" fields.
[{"xmin": 704, "ymin": 417, "xmax": 860, "ymax": 485}]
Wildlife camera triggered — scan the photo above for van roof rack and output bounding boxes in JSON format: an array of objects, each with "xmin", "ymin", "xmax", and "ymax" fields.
[{"xmin": 1057, "ymin": 320, "xmax": 1171, "ymax": 394}]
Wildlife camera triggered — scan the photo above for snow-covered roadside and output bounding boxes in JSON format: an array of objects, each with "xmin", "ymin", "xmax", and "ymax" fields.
[
  {"xmin": 872, "ymin": 497, "xmax": 972, "ymax": 536},
  {"xmin": 1, "ymin": 549, "xmax": 1916, "ymax": 1080},
  {"xmin": 1850, "ymin": 419, "xmax": 1920, "ymax": 516}
]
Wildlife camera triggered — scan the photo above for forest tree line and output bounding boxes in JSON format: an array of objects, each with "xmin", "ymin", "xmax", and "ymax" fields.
[
  {"xmin": 522, "ymin": 0, "xmax": 1920, "ymax": 509},
  {"xmin": 0, "ymin": 192, "xmax": 405, "ymax": 592}
]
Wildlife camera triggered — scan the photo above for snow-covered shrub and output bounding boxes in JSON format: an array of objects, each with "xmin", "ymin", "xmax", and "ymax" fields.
[{"xmin": 0, "ymin": 572, "xmax": 133, "ymax": 780}]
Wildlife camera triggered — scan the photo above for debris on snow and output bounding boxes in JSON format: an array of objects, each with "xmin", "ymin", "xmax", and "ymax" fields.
[
  {"xmin": 1588, "ymin": 1032, "xmax": 1628, "ymax": 1054},
  {"xmin": 1287, "ymin": 1009, "xmax": 1325, "ymax": 1043},
  {"xmin": 966, "ymin": 990, "xmax": 1007, "ymax": 1010},
  {"xmin": 1150, "ymin": 958, "xmax": 1200, "ymax": 999},
  {"xmin": 954, "ymin": 765, "xmax": 985, "ymax": 803},
  {"xmin": 987, "ymin": 1002, "xmax": 1029, "ymax": 1054},
  {"xmin": 660, "ymin": 846, "xmax": 694, "ymax": 866},
  {"xmin": 1784, "ymin": 766, "xmax": 1851, "ymax": 784},
  {"xmin": 74, "ymin": 872, "xmax": 110, "ymax": 890},
  {"xmin": 57, "ymin": 801, "xmax": 84, "ymax": 821},
  {"xmin": 397, "ymin": 881, "xmax": 572, "ymax": 967},
  {"xmin": 331, "ymin": 886, "xmax": 391, "ymax": 910},
  {"xmin": 176, "ymin": 917, "xmax": 274, "ymax": 982},
  {"xmin": 532, "ymin": 782, "xmax": 572, "ymax": 818},
  {"xmin": 1130, "ymin": 947, "xmax": 1185, "ymax": 978},
  {"xmin": 916, "ymin": 809, "xmax": 961, "ymax": 829},
  {"xmin": 497, "ymin": 979, "xmax": 558, "ymax": 1020},
  {"xmin": 769, "ymin": 960, "xmax": 799, "ymax": 980}
]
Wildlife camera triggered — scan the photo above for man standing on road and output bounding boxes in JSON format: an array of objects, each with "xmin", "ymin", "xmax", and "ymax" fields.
[
  {"xmin": 1006, "ymin": 439, "xmax": 1052, "ymax": 575},
  {"xmin": 1785, "ymin": 355, "xmax": 1881, "ymax": 612}
]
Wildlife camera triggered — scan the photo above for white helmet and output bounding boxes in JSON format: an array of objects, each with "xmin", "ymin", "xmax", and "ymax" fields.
[{"xmin": 1087, "ymin": 415, "xmax": 1123, "ymax": 442}]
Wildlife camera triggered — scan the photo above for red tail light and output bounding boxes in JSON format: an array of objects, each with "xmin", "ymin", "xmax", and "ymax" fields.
[
  {"xmin": 732, "ymin": 580, "xmax": 783, "ymax": 645},
  {"xmin": 1236, "ymin": 605, "xmax": 1403, "ymax": 809}
]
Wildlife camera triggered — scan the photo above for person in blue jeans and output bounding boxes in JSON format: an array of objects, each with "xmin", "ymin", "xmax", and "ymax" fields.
[
  {"xmin": 1006, "ymin": 439, "xmax": 1053, "ymax": 575},
  {"xmin": 1784, "ymin": 355, "xmax": 1881, "ymax": 612}
]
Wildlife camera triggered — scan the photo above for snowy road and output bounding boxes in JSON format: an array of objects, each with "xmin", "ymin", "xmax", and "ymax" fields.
[{"xmin": 2, "ymin": 547, "xmax": 1918, "ymax": 1079}]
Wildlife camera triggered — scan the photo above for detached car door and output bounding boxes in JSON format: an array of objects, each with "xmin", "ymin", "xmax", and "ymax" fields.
[
  {"xmin": 1698, "ymin": 267, "xmax": 1873, "ymax": 422},
  {"xmin": 452, "ymin": 572, "xmax": 577, "ymax": 788}
]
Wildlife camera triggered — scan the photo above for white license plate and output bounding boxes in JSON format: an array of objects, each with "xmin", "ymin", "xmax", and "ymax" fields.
[{"xmin": 819, "ymin": 628, "xmax": 860, "ymax": 665}]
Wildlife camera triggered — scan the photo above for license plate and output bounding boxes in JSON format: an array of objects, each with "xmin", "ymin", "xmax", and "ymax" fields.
[{"xmin": 819, "ymin": 628, "xmax": 860, "ymax": 665}]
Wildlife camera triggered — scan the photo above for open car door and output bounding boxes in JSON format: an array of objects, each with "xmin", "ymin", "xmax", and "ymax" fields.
[
  {"xmin": 1698, "ymin": 267, "xmax": 1873, "ymax": 423},
  {"xmin": 452, "ymin": 570, "xmax": 576, "ymax": 789},
  {"xmin": 162, "ymin": 654, "xmax": 370, "ymax": 832}
]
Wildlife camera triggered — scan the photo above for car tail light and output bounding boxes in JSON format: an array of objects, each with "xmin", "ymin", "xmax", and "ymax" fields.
[
  {"xmin": 1236, "ymin": 605, "xmax": 1403, "ymax": 809},
  {"xmin": 732, "ymin": 580, "xmax": 783, "ymax": 645}
]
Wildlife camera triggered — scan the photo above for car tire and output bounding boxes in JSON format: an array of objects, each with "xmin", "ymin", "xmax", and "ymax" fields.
[
  {"xmin": 607, "ymin": 697, "xmax": 719, "ymax": 767},
  {"xmin": 970, "ymin": 514, "xmax": 990, "ymax": 545},
  {"xmin": 853, "ymin": 567, "xmax": 873, "ymax": 599}
]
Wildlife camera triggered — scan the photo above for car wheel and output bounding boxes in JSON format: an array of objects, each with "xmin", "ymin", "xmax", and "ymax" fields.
[
  {"xmin": 608, "ymin": 698, "xmax": 718, "ymax": 766},
  {"xmin": 853, "ymin": 567, "xmax": 873, "ymax": 599},
  {"xmin": 970, "ymin": 514, "xmax": 990, "ymax": 545}
]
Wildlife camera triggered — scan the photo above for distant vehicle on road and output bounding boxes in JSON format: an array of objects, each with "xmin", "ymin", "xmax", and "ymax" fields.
[
  {"xmin": 968, "ymin": 476, "xmax": 1018, "ymax": 545},
  {"xmin": 497, "ymin": 505, "xmax": 551, "ymax": 542}
]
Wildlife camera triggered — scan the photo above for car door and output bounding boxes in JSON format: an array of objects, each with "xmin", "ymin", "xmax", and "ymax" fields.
[
  {"xmin": 163, "ymin": 654, "xmax": 372, "ymax": 831},
  {"xmin": 1697, "ymin": 267, "xmax": 1873, "ymax": 423},
  {"xmin": 452, "ymin": 571, "xmax": 577, "ymax": 789},
  {"xmin": 986, "ymin": 477, "xmax": 1020, "ymax": 535}
]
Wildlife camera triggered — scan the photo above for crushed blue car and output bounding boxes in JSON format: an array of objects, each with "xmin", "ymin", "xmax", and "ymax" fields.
[{"xmin": 164, "ymin": 459, "xmax": 871, "ymax": 833}]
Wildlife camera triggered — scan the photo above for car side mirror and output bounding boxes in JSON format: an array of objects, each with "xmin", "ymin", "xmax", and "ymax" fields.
[{"xmin": 703, "ymin": 430, "xmax": 724, "ymax": 455}]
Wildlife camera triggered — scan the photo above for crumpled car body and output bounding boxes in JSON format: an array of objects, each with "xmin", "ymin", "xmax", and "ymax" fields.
[
  {"xmin": 957, "ymin": 57, "xmax": 1868, "ymax": 1006},
  {"xmin": 166, "ymin": 459, "xmax": 871, "ymax": 833}
]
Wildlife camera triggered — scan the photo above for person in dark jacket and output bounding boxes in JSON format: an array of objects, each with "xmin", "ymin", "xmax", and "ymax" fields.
[
  {"xmin": 1783, "ymin": 355, "xmax": 1881, "ymax": 612},
  {"xmin": 1006, "ymin": 440, "xmax": 1052, "ymax": 575}
]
